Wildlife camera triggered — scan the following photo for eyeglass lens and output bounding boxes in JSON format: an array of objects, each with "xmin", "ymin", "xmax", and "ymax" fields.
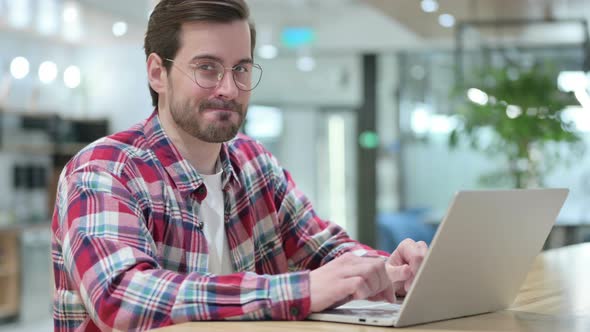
[{"xmin": 193, "ymin": 61, "xmax": 262, "ymax": 91}]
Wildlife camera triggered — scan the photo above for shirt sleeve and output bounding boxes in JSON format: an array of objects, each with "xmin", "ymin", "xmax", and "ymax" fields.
[
  {"xmin": 268, "ymin": 154, "xmax": 388, "ymax": 270},
  {"xmin": 53, "ymin": 166, "xmax": 310, "ymax": 331}
]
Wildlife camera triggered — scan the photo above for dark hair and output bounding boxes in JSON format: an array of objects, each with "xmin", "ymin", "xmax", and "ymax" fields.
[{"xmin": 144, "ymin": 0, "xmax": 256, "ymax": 106}]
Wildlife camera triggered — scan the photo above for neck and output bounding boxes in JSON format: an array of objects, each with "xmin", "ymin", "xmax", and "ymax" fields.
[{"xmin": 157, "ymin": 106, "xmax": 221, "ymax": 175}]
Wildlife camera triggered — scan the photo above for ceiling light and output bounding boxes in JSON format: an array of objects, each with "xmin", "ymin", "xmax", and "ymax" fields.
[
  {"xmin": 39, "ymin": 61, "xmax": 58, "ymax": 84},
  {"xmin": 438, "ymin": 13, "xmax": 455, "ymax": 28},
  {"xmin": 62, "ymin": 2, "xmax": 79, "ymax": 23},
  {"xmin": 112, "ymin": 21, "xmax": 128, "ymax": 37},
  {"xmin": 297, "ymin": 56, "xmax": 315, "ymax": 72},
  {"xmin": 257, "ymin": 44, "xmax": 279, "ymax": 60},
  {"xmin": 64, "ymin": 65, "xmax": 81, "ymax": 89},
  {"xmin": 10, "ymin": 57, "xmax": 30, "ymax": 79},
  {"xmin": 420, "ymin": 0, "xmax": 439, "ymax": 13}
]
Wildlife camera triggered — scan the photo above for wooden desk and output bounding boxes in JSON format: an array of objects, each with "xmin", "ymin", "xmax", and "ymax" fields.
[{"xmin": 155, "ymin": 243, "xmax": 590, "ymax": 332}]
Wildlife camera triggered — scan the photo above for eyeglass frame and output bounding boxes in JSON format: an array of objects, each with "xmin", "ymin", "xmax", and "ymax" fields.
[{"xmin": 164, "ymin": 58, "xmax": 262, "ymax": 92}]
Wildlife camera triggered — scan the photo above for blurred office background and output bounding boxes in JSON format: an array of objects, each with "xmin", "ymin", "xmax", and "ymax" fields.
[{"xmin": 1, "ymin": 0, "xmax": 590, "ymax": 329}]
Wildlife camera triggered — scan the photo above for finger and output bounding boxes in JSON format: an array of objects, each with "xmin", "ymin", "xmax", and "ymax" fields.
[
  {"xmin": 333, "ymin": 276, "xmax": 368, "ymax": 306},
  {"xmin": 385, "ymin": 263, "xmax": 412, "ymax": 283},
  {"xmin": 410, "ymin": 242, "xmax": 428, "ymax": 274},
  {"xmin": 408, "ymin": 253, "xmax": 425, "ymax": 275},
  {"xmin": 358, "ymin": 264, "xmax": 389, "ymax": 298},
  {"xmin": 388, "ymin": 239, "xmax": 419, "ymax": 266},
  {"xmin": 336, "ymin": 256, "xmax": 383, "ymax": 278},
  {"xmin": 350, "ymin": 277, "xmax": 373, "ymax": 300},
  {"xmin": 393, "ymin": 280, "xmax": 406, "ymax": 297},
  {"xmin": 397, "ymin": 239, "xmax": 419, "ymax": 265},
  {"xmin": 368, "ymin": 266, "xmax": 397, "ymax": 303},
  {"xmin": 374, "ymin": 258, "xmax": 392, "ymax": 296},
  {"xmin": 395, "ymin": 240, "xmax": 428, "ymax": 275},
  {"xmin": 404, "ymin": 276, "xmax": 414, "ymax": 292},
  {"xmin": 350, "ymin": 268, "xmax": 391, "ymax": 301},
  {"xmin": 368, "ymin": 285, "xmax": 396, "ymax": 303},
  {"xmin": 337, "ymin": 257, "xmax": 391, "ymax": 298},
  {"xmin": 417, "ymin": 240, "xmax": 428, "ymax": 249},
  {"xmin": 387, "ymin": 247, "xmax": 404, "ymax": 266},
  {"xmin": 402, "ymin": 245, "xmax": 426, "ymax": 292}
]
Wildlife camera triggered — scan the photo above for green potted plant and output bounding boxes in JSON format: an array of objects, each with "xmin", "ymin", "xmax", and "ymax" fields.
[{"xmin": 449, "ymin": 64, "xmax": 584, "ymax": 188}]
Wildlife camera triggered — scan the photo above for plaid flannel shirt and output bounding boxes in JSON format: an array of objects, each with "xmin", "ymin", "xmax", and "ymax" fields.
[{"xmin": 51, "ymin": 110, "xmax": 381, "ymax": 331}]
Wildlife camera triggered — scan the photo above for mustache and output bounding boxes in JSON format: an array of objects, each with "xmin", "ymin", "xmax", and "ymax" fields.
[{"xmin": 199, "ymin": 99, "xmax": 241, "ymax": 112}]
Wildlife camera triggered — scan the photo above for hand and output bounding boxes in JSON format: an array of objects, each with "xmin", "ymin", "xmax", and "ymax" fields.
[
  {"xmin": 385, "ymin": 239, "xmax": 428, "ymax": 297},
  {"xmin": 309, "ymin": 253, "xmax": 395, "ymax": 312}
]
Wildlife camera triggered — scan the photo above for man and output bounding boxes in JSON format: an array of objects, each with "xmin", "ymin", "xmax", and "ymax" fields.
[{"xmin": 51, "ymin": 0, "xmax": 428, "ymax": 331}]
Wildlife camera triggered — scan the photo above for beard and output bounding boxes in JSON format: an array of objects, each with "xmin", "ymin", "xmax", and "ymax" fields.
[{"xmin": 169, "ymin": 93, "xmax": 246, "ymax": 143}]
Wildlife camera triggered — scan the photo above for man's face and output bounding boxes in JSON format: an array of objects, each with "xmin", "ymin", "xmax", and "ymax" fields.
[{"xmin": 166, "ymin": 20, "xmax": 252, "ymax": 143}]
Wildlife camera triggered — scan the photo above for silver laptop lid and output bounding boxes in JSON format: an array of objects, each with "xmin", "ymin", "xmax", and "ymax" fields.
[{"xmin": 395, "ymin": 188, "xmax": 568, "ymax": 327}]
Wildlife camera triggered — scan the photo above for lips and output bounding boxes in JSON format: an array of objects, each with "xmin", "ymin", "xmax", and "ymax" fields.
[
  {"xmin": 202, "ymin": 108, "xmax": 235, "ymax": 112},
  {"xmin": 200, "ymin": 99, "xmax": 240, "ymax": 113},
  {"xmin": 200, "ymin": 108, "xmax": 239, "ymax": 119}
]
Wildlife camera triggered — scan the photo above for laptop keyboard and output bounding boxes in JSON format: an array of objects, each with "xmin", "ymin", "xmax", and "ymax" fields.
[
  {"xmin": 323, "ymin": 307, "xmax": 400, "ymax": 317},
  {"xmin": 323, "ymin": 300, "xmax": 402, "ymax": 318}
]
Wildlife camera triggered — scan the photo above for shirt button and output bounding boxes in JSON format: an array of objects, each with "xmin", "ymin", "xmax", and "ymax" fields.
[
  {"xmin": 197, "ymin": 186, "xmax": 206, "ymax": 195},
  {"xmin": 289, "ymin": 306, "xmax": 300, "ymax": 317},
  {"xmin": 195, "ymin": 185, "xmax": 207, "ymax": 201}
]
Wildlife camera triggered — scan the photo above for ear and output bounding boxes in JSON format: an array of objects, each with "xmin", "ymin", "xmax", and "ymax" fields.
[{"xmin": 147, "ymin": 53, "xmax": 167, "ymax": 95}]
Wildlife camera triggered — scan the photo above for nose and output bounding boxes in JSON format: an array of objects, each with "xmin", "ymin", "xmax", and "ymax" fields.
[{"xmin": 214, "ymin": 70, "xmax": 239, "ymax": 100}]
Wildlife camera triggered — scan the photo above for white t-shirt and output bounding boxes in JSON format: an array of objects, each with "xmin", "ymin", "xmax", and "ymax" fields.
[{"xmin": 199, "ymin": 169, "xmax": 234, "ymax": 275}]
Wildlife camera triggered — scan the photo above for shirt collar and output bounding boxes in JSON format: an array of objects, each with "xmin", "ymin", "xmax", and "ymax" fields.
[{"xmin": 143, "ymin": 109, "xmax": 241, "ymax": 196}]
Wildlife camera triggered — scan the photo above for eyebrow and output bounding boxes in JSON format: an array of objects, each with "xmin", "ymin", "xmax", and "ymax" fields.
[{"xmin": 190, "ymin": 54, "xmax": 253, "ymax": 65}]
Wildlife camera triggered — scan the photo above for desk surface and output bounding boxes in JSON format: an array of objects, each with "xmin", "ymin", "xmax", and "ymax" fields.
[{"xmin": 155, "ymin": 243, "xmax": 590, "ymax": 332}]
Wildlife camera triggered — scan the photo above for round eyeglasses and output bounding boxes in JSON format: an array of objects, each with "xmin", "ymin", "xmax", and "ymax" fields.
[{"xmin": 165, "ymin": 58, "xmax": 262, "ymax": 92}]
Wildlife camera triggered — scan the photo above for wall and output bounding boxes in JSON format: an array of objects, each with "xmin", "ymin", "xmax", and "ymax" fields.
[
  {"xmin": 252, "ymin": 54, "xmax": 362, "ymax": 107},
  {"xmin": 79, "ymin": 44, "xmax": 152, "ymax": 132}
]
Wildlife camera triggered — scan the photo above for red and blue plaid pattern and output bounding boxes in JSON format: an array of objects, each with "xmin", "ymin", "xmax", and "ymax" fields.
[{"xmin": 51, "ymin": 110, "xmax": 380, "ymax": 331}]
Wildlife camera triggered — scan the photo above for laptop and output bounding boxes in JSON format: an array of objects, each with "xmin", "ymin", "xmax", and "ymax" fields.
[{"xmin": 308, "ymin": 188, "xmax": 569, "ymax": 327}]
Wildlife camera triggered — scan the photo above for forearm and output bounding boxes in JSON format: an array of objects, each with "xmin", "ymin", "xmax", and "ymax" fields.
[
  {"xmin": 64, "ymin": 238, "xmax": 311, "ymax": 330},
  {"xmin": 171, "ymin": 270, "xmax": 311, "ymax": 322}
]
